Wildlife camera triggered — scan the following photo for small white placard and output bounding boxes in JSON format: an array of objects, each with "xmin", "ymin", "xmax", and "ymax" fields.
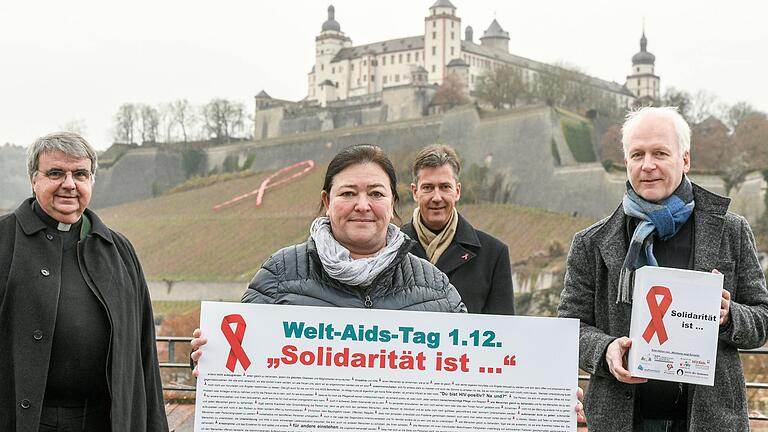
[{"xmin": 628, "ymin": 266, "xmax": 722, "ymax": 386}]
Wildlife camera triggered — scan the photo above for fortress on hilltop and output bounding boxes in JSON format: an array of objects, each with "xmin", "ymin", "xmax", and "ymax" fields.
[
  {"xmin": 254, "ymin": 0, "xmax": 659, "ymax": 139},
  {"xmin": 83, "ymin": 1, "xmax": 763, "ymax": 227}
]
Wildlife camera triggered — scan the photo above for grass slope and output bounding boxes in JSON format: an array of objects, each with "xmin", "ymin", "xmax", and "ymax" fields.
[{"xmin": 99, "ymin": 167, "xmax": 594, "ymax": 282}]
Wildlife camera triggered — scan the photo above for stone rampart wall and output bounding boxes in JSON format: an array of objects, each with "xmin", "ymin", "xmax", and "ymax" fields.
[
  {"xmin": 91, "ymin": 147, "xmax": 185, "ymax": 208},
  {"xmin": 92, "ymin": 106, "xmax": 766, "ymax": 225}
]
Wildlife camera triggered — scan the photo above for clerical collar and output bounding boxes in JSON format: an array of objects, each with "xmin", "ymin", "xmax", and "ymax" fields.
[{"xmin": 32, "ymin": 200, "xmax": 82, "ymax": 233}]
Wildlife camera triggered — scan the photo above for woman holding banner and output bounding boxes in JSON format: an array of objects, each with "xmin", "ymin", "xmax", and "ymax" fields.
[
  {"xmin": 191, "ymin": 144, "xmax": 467, "ymax": 368},
  {"xmin": 189, "ymin": 144, "xmax": 585, "ymax": 422}
]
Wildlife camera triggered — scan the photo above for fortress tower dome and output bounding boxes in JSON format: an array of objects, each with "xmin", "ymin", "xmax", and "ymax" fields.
[{"xmin": 480, "ymin": 19, "xmax": 510, "ymax": 53}]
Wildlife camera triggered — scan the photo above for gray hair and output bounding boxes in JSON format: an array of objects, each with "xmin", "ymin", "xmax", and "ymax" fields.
[
  {"xmin": 412, "ymin": 143, "xmax": 461, "ymax": 182},
  {"xmin": 621, "ymin": 106, "xmax": 691, "ymax": 158},
  {"xmin": 27, "ymin": 131, "xmax": 98, "ymax": 182}
]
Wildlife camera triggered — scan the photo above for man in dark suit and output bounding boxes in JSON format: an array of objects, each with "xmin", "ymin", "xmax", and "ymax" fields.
[
  {"xmin": 557, "ymin": 107, "xmax": 768, "ymax": 431},
  {"xmin": 401, "ymin": 144, "xmax": 514, "ymax": 315}
]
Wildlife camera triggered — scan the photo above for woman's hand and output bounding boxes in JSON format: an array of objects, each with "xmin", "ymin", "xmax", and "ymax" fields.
[{"xmin": 190, "ymin": 328, "xmax": 208, "ymax": 378}]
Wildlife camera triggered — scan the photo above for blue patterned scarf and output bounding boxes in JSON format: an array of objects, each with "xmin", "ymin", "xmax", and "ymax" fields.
[{"xmin": 617, "ymin": 176, "xmax": 695, "ymax": 304}]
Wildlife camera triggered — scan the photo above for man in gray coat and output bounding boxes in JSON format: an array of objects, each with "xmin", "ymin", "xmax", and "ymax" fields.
[{"xmin": 557, "ymin": 107, "xmax": 768, "ymax": 431}]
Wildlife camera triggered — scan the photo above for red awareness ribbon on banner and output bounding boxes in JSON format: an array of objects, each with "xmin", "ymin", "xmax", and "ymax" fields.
[
  {"xmin": 642, "ymin": 285, "xmax": 673, "ymax": 345},
  {"xmin": 221, "ymin": 314, "xmax": 251, "ymax": 372}
]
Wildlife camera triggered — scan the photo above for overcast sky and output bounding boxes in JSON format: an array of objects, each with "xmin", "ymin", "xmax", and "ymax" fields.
[{"xmin": 1, "ymin": 0, "xmax": 766, "ymax": 150}]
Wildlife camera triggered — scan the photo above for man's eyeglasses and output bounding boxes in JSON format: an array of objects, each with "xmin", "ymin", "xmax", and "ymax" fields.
[{"xmin": 40, "ymin": 169, "xmax": 92, "ymax": 183}]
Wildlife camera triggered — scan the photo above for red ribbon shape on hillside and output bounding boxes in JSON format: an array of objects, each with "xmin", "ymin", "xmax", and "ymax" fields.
[
  {"xmin": 221, "ymin": 314, "xmax": 251, "ymax": 372},
  {"xmin": 213, "ymin": 160, "xmax": 315, "ymax": 211},
  {"xmin": 642, "ymin": 285, "xmax": 673, "ymax": 345}
]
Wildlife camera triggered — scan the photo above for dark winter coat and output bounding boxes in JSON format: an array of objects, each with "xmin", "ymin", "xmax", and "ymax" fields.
[
  {"xmin": 242, "ymin": 236, "xmax": 466, "ymax": 313},
  {"xmin": 0, "ymin": 198, "xmax": 168, "ymax": 432},
  {"xmin": 557, "ymin": 184, "xmax": 768, "ymax": 432},
  {"xmin": 401, "ymin": 213, "xmax": 514, "ymax": 314}
]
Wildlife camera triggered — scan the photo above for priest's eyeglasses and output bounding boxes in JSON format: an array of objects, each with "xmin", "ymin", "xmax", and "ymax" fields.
[{"xmin": 41, "ymin": 169, "xmax": 92, "ymax": 183}]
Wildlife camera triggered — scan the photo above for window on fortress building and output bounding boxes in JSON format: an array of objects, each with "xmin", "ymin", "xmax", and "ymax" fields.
[
  {"xmin": 382, "ymin": 57, "xmax": 386, "ymax": 65},
  {"xmin": 399, "ymin": 53, "xmax": 403, "ymax": 63},
  {"xmin": 371, "ymin": 74, "xmax": 375, "ymax": 82},
  {"xmin": 395, "ymin": 74, "xmax": 400, "ymax": 82},
  {"xmin": 351, "ymin": 63, "xmax": 354, "ymax": 71},
  {"xmin": 383, "ymin": 76, "xmax": 388, "ymax": 84},
  {"xmin": 364, "ymin": 74, "xmax": 367, "ymax": 82},
  {"xmin": 391, "ymin": 55, "xmax": 395, "ymax": 63},
  {"xmin": 432, "ymin": 32, "xmax": 436, "ymax": 40},
  {"xmin": 321, "ymin": 64, "xmax": 324, "ymax": 71},
  {"xmin": 450, "ymin": 47, "xmax": 454, "ymax": 56},
  {"xmin": 432, "ymin": 47, "xmax": 436, "ymax": 55},
  {"xmin": 372, "ymin": 60, "xmax": 378, "ymax": 66},
  {"xmin": 407, "ymin": 53, "xmax": 411, "ymax": 62},
  {"xmin": 431, "ymin": 65, "xmax": 436, "ymax": 72},
  {"xmin": 433, "ymin": 20, "xmax": 436, "ymax": 26},
  {"xmin": 363, "ymin": 60, "xmax": 367, "ymax": 66},
  {"xmin": 415, "ymin": 52, "xmax": 419, "ymax": 61},
  {"xmin": 332, "ymin": 67, "xmax": 335, "ymax": 74},
  {"xmin": 451, "ymin": 32, "xmax": 454, "ymax": 40}
]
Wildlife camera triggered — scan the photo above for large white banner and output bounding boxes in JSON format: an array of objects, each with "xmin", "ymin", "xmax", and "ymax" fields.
[{"xmin": 194, "ymin": 301, "xmax": 579, "ymax": 432}]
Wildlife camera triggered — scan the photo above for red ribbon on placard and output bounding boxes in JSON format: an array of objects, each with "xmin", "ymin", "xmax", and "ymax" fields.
[
  {"xmin": 642, "ymin": 285, "xmax": 673, "ymax": 345},
  {"xmin": 221, "ymin": 314, "xmax": 251, "ymax": 372}
]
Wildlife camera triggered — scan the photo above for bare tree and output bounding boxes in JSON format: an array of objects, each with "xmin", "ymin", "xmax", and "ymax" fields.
[
  {"xmin": 201, "ymin": 98, "xmax": 249, "ymax": 142},
  {"xmin": 661, "ymin": 87, "xmax": 692, "ymax": 120},
  {"xmin": 688, "ymin": 89, "xmax": 720, "ymax": 124},
  {"xmin": 59, "ymin": 118, "xmax": 87, "ymax": 136},
  {"xmin": 732, "ymin": 112, "xmax": 768, "ymax": 170},
  {"xmin": 723, "ymin": 101, "xmax": 758, "ymax": 131},
  {"xmin": 157, "ymin": 103, "xmax": 174, "ymax": 143},
  {"xmin": 170, "ymin": 99, "xmax": 193, "ymax": 142},
  {"xmin": 432, "ymin": 73, "xmax": 470, "ymax": 109},
  {"xmin": 202, "ymin": 98, "xmax": 232, "ymax": 142},
  {"xmin": 138, "ymin": 104, "xmax": 160, "ymax": 144},
  {"xmin": 535, "ymin": 63, "xmax": 572, "ymax": 107},
  {"xmin": 114, "ymin": 103, "xmax": 137, "ymax": 144},
  {"xmin": 474, "ymin": 65, "xmax": 527, "ymax": 109},
  {"xmin": 226, "ymin": 101, "xmax": 247, "ymax": 138}
]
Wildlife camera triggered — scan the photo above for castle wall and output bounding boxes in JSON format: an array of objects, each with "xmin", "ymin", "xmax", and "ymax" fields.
[
  {"xmin": 382, "ymin": 86, "xmax": 431, "ymax": 121},
  {"xmin": 253, "ymin": 106, "xmax": 284, "ymax": 139},
  {"xmin": 0, "ymin": 145, "xmax": 30, "ymax": 209},
  {"xmin": 435, "ymin": 106, "xmax": 623, "ymax": 218},
  {"xmin": 91, "ymin": 147, "xmax": 185, "ymax": 208},
  {"xmin": 723, "ymin": 171, "xmax": 766, "ymax": 223},
  {"xmin": 89, "ymin": 107, "xmax": 766, "ymax": 225},
  {"xmin": 206, "ymin": 117, "xmax": 443, "ymax": 176}
]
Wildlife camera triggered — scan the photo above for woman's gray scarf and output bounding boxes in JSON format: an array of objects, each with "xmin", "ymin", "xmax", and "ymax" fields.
[
  {"xmin": 617, "ymin": 176, "xmax": 695, "ymax": 304},
  {"xmin": 310, "ymin": 217, "xmax": 406, "ymax": 287}
]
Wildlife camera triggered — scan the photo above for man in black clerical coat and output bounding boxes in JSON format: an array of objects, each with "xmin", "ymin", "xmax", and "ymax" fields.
[{"xmin": 0, "ymin": 132, "xmax": 168, "ymax": 432}]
